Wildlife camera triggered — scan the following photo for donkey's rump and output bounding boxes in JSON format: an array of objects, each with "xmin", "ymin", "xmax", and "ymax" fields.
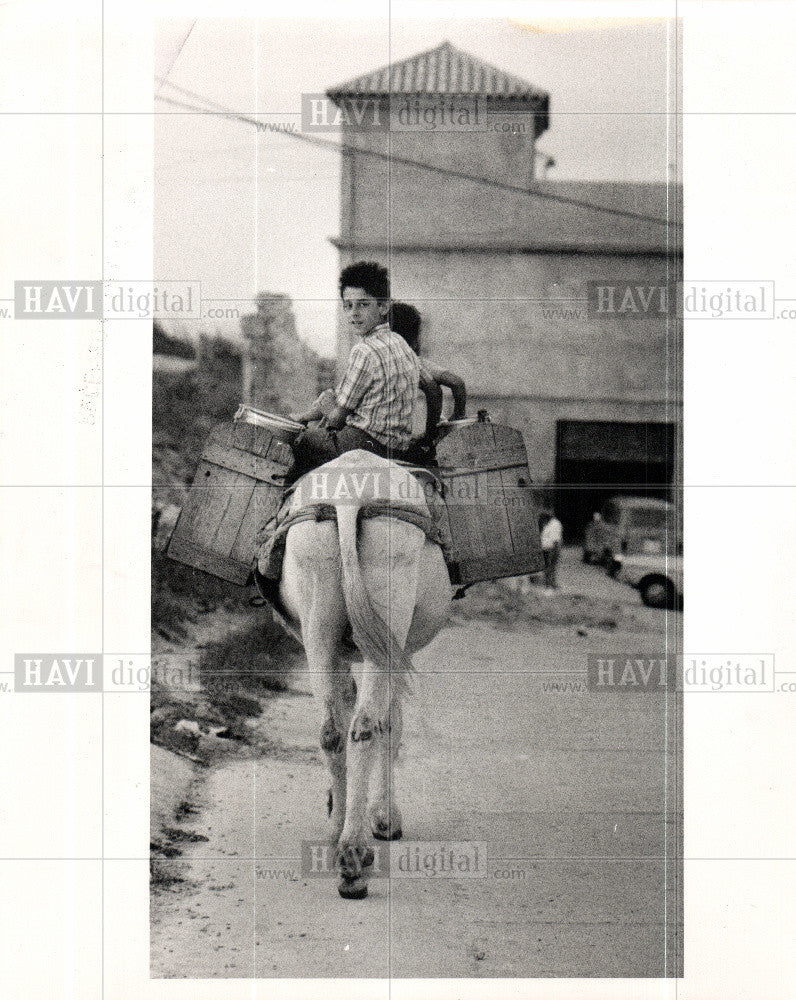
[{"xmin": 279, "ymin": 450, "xmax": 448, "ymax": 670}]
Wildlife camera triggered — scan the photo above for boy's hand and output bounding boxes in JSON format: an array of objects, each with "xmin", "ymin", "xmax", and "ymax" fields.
[
  {"xmin": 414, "ymin": 438, "xmax": 437, "ymax": 464},
  {"xmin": 290, "ymin": 391, "xmax": 336, "ymax": 426},
  {"xmin": 325, "ymin": 404, "xmax": 352, "ymax": 431}
]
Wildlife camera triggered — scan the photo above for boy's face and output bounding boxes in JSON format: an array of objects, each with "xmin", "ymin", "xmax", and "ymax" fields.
[{"xmin": 341, "ymin": 286, "xmax": 389, "ymax": 337}]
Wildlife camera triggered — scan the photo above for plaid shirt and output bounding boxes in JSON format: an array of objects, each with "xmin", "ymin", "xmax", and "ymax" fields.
[{"xmin": 336, "ymin": 323, "xmax": 420, "ymax": 449}]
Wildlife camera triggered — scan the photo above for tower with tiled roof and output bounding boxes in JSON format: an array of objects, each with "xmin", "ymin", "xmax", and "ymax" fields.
[
  {"xmin": 328, "ymin": 39, "xmax": 549, "ymax": 141},
  {"xmin": 327, "ymin": 41, "xmax": 549, "ymax": 240}
]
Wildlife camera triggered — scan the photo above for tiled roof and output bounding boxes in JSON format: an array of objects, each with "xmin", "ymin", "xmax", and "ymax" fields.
[{"xmin": 327, "ymin": 40, "xmax": 548, "ymax": 103}]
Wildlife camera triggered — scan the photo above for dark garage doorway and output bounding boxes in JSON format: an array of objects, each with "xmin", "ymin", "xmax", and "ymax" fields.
[{"xmin": 555, "ymin": 420, "xmax": 676, "ymax": 541}]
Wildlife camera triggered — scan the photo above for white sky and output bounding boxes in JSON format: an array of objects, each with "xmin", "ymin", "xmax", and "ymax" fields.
[{"xmin": 154, "ymin": 17, "xmax": 675, "ymax": 356}]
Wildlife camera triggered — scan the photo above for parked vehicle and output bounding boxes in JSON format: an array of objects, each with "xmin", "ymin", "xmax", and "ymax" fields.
[
  {"xmin": 582, "ymin": 496, "xmax": 679, "ymax": 574},
  {"xmin": 614, "ymin": 552, "xmax": 683, "ymax": 609}
]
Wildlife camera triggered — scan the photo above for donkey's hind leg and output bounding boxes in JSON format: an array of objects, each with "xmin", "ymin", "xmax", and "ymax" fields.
[
  {"xmin": 369, "ymin": 699, "xmax": 403, "ymax": 840},
  {"xmin": 282, "ymin": 520, "xmax": 354, "ymax": 846},
  {"xmin": 316, "ymin": 663, "xmax": 356, "ymax": 845}
]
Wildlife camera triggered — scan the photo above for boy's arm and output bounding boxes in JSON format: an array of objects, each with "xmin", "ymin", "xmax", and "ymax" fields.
[
  {"xmin": 418, "ymin": 368, "xmax": 443, "ymax": 441},
  {"xmin": 438, "ymin": 372, "xmax": 467, "ymax": 420},
  {"xmin": 325, "ymin": 403, "xmax": 354, "ymax": 431},
  {"xmin": 423, "ymin": 361, "xmax": 467, "ymax": 420}
]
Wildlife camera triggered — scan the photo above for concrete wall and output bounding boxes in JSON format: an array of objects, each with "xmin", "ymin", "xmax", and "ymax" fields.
[
  {"xmin": 337, "ymin": 249, "xmax": 677, "ymax": 397},
  {"xmin": 339, "ymin": 124, "xmax": 678, "ymax": 253},
  {"xmin": 337, "ymin": 99, "xmax": 540, "ymax": 234}
]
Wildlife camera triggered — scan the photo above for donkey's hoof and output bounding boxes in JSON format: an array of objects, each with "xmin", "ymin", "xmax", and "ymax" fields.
[
  {"xmin": 372, "ymin": 821, "xmax": 403, "ymax": 841},
  {"xmin": 336, "ymin": 843, "xmax": 371, "ymax": 899},
  {"xmin": 338, "ymin": 877, "xmax": 368, "ymax": 900},
  {"xmin": 370, "ymin": 804, "xmax": 403, "ymax": 841},
  {"xmin": 336, "ymin": 843, "xmax": 372, "ymax": 881}
]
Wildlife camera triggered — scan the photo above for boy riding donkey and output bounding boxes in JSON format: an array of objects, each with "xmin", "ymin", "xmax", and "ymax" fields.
[
  {"xmin": 291, "ymin": 261, "xmax": 431, "ymax": 472},
  {"xmin": 255, "ymin": 261, "xmax": 463, "ymax": 598}
]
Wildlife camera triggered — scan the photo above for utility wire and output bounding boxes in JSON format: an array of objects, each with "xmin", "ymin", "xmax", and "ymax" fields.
[
  {"xmin": 155, "ymin": 74, "xmax": 234, "ymax": 113},
  {"xmin": 155, "ymin": 22, "xmax": 197, "ymax": 95},
  {"xmin": 155, "ymin": 82, "xmax": 681, "ymax": 229},
  {"xmin": 157, "ymin": 74, "xmax": 556, "ymax": 165}
]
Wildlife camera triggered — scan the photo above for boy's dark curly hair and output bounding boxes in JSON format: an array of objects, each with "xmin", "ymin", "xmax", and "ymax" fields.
[
  {"xmin": 389, "ymin": 301, "xmax": 422, "ymax": 353},
  {"xmin": 339, "ymin": 261, "xmax": 390, "ymax": 301}
]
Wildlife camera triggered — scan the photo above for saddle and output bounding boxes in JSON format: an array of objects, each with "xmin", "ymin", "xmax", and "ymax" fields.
[
  {"xmin": 255, "ymin": 465, "xmax": 450, "ymax": 584},
  {"xmin": 252, "ymin": 460, "xmax": 452, "ymax": 636}
]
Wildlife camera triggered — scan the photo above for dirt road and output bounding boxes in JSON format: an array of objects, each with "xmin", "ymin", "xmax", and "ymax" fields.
[{"xmin": 151, "ymin": 550, "xmax": 682, "ymax": 978}]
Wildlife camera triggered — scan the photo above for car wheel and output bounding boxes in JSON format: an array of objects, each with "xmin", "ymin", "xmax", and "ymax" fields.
[
  {"xmin": 582, "ymin": 548, "xmax": 593, "ymax": 564},
  {"xmin": 603, "ymin": 551, "xmax": 619, "ymax": 577},
  {"xmin": 641, "ymin": 577, "xmax": 674, "ymax": 609}
]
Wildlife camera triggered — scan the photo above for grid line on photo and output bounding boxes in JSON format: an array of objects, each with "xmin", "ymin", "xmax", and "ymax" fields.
[{"xmin": 101, "ymin": 5, "xmax": 106, "ymax": 996}]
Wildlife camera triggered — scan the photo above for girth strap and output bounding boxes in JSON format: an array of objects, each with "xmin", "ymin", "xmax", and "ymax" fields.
[
  {"xmin": 360, "ymin": 503, "xmax": 446, "ymax": 546},
  {"xmin": 274, "ymin": 501, "xmax": 445, "ymax": 547}
]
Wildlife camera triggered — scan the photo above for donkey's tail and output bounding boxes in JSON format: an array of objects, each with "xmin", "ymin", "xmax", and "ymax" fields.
[{"xmin": 335, "ymin": 504, "xmax": 414, "ymax": 690}]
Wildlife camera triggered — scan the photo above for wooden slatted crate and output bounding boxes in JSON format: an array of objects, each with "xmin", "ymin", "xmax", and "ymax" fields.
[
  {"xmin": 166, "ymin": 420, "xmax": 294, "ymax": 585},
  {"xmin": 435, "ymin": 420, "xmax": 544, "ymax": 586}
]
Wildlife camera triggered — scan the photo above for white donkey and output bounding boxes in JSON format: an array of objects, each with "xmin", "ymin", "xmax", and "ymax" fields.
[{"xmin": 274, "ymin": 450, "xmax": 451, "ymax": 898}]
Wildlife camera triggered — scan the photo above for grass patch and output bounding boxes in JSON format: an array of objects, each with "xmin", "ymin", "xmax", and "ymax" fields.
[
  {"xmin": 199, "ymin": 618, "xmax": 302, "ymax": 705},
  {"xmin": 150, "ymin": 616, "xmax": 303, "ymax": 756}
]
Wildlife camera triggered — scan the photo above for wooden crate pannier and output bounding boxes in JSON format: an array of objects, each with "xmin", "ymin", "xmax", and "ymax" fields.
[
  {"xmin": 435, "ymin": 420, "xmax": 544, "ymax": 587},
  {"xmin": 166, "ymin": 417, "xmax": 295, "ymax": 585}
]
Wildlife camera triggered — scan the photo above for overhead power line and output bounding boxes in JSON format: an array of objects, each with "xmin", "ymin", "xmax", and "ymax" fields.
[
  {"xmin": 154, "ymin": 81, "xmax": 681, "ymax": 229},
  {"xmin": 155, "ymin": 22, "xmax": 197, "ymax": 95},
  {"xmin": 155, "ymin": 75, "xmax": 233, "ymax": 113}
]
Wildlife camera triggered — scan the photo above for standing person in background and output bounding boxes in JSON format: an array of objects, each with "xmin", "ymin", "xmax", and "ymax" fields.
[{"xmin": 540, "ymin": 510, "xmax": 564, "ymax": 596}]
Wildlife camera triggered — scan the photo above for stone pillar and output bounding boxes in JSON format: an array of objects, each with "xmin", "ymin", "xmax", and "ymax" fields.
[{"xmin": 241, "ymin": 293, "xmax": 319, "ymax": 415}]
